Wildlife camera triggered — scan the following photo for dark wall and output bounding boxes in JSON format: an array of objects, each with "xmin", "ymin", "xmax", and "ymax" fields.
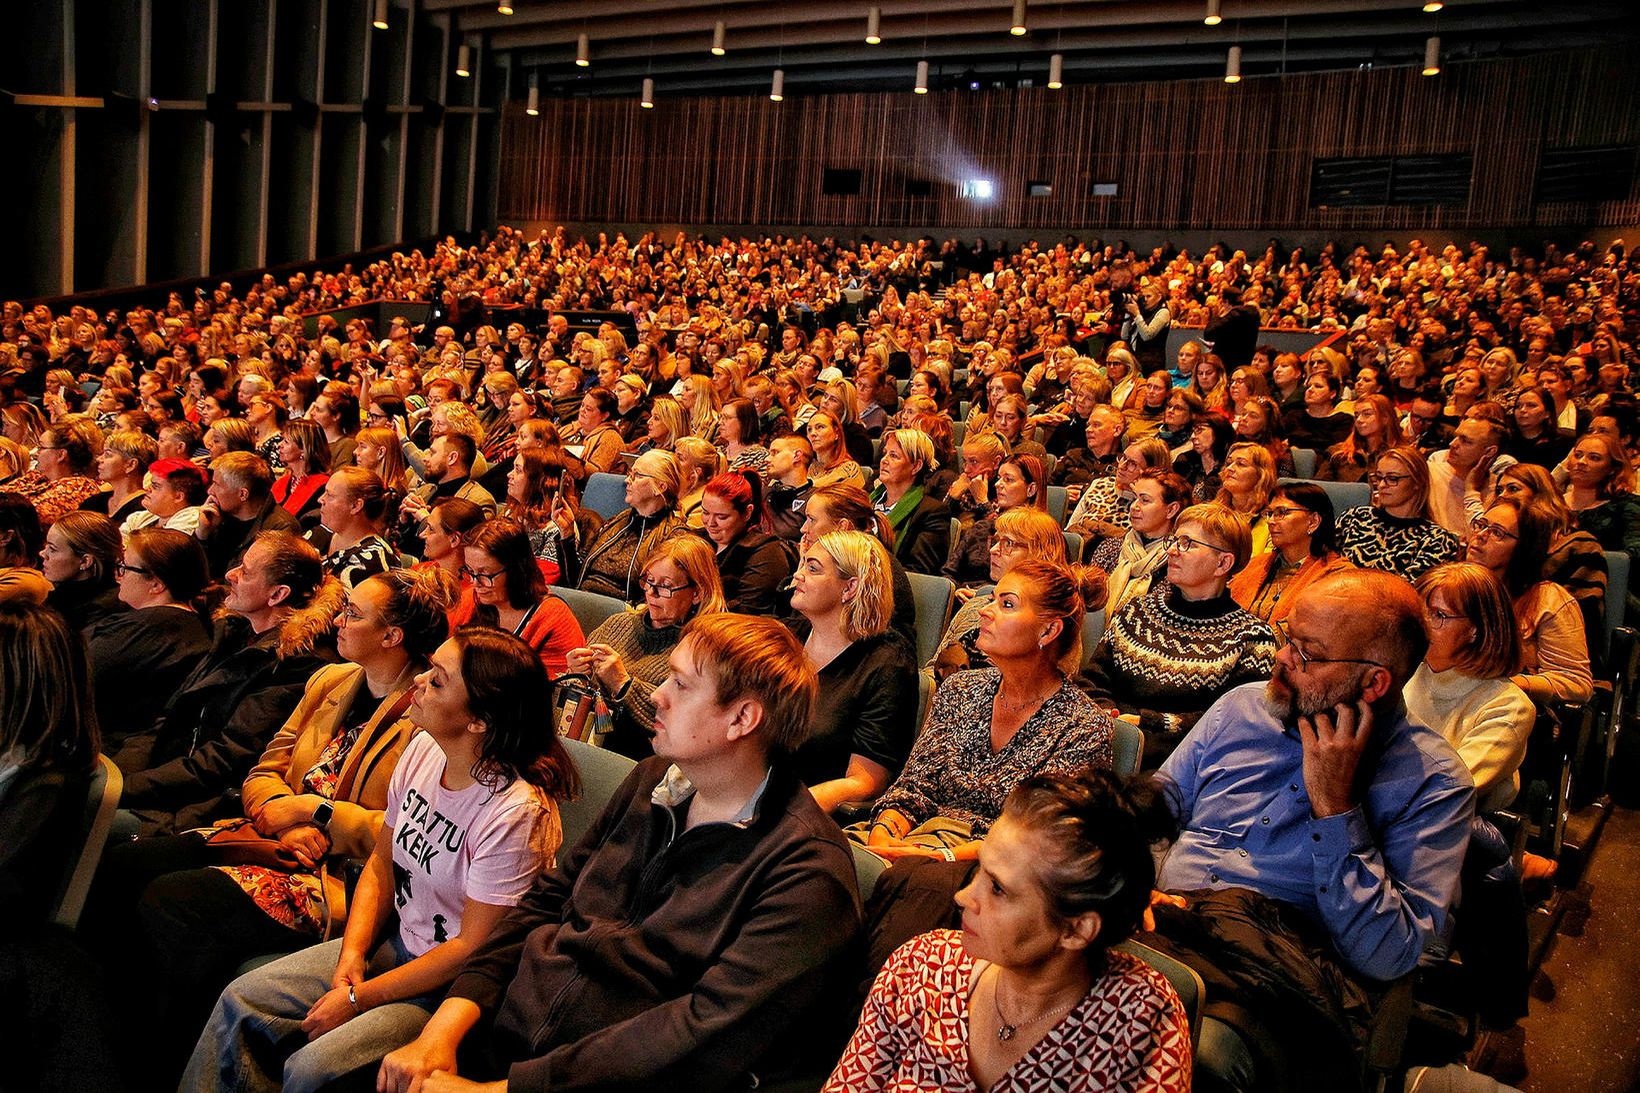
[{"xmin": 6, "ymin": 0, "xmax": 502, "ymax": 303}]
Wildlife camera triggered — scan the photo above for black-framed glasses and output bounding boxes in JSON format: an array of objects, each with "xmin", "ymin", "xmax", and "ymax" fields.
[
  {"xmin": 461, "ymin": 566, "xmax": 504, "ymax": 587},
  {"xmin": 1164, "ymin": 533, "xmax": 1232, "ymax": 556},
  {"xmin": 114, "ymin": 561, "xmax": 150, "ymax": 578},
  {"xmin": 1366, "ymin": 471, "xmax": 1411, "ymax": 487},
  {"xmin": 640, "ymin": 577, "xmax": 693, "ymax": 599},
  {"xmin": 1469, "ymin": 517, "xmax": 1518, "ymax": 543}
]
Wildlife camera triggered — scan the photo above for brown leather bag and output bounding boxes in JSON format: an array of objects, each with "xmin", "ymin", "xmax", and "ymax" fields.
[{"xmin": 197, "ymin": 817, "xmax": 303, "ymax": 870}]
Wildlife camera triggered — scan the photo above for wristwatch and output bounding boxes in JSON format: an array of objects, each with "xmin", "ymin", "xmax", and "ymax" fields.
[{"xmin": 312, "ymin": 800, "xmax": 335, "ymax": 829}]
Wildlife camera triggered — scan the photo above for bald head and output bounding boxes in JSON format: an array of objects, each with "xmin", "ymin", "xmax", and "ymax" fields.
[{"xmin": 1300, "ymin": 570, "xmax": 1428, "ymax": 688}]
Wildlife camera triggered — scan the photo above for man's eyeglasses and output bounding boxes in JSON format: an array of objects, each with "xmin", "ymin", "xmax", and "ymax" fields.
[
  {"xmin": 640, "ymin": 577, "xmax": 692, "ymax": 598},
  {"xmin": 114, "ymin": 561, "xmax": 150, "ymax": 578},
  {"xmin": 462, "ymin": 566, "xmax": 504, "ymax": 587},
  {"xmin": 1164, "ymin": 534, "xmax": 1232, "ymax": 556},
  {"xmin": 1469, "ymin": 517, "xmax": 1518, "ymax": 543},
  {"xmin": 1366, "ymin": 472, "xmax": 1411, "ymax": 487},
  {"xmin": 1283, "ymin": 642, "xmax": 1389, "ymax": 672}
]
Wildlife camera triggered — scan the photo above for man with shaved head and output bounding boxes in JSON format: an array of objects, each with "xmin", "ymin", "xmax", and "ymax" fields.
[{"xmin": 1152, "ymin": 569, "xmax": 1475, "ymax": 1091}]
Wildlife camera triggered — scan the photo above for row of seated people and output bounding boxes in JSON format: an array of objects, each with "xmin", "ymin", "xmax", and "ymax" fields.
[{"xmin": 7, "ymin": 547, "xmax": 1504, "ymax": 1093}]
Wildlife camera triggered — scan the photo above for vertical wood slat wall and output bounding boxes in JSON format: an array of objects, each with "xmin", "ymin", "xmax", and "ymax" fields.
[{"xmin": 498, "ymin": 47, "xmax": 1640, "ymax": 232}]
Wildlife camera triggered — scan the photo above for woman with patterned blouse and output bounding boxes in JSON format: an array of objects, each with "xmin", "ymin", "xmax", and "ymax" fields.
[
  {"xmin": 313, "ymin": 467, "xmax": 397, "ymax": 591},
  {"xmin": 865, "ymin": 559, "xmax": 1114, "ymax": 862},
  {"xmin": 1336, "ymin": 445, "xmax": 1462, "ymax": 581},
  {"xmin": 827, "ymin": 770, "xmax": 1191, "ymax": 1093}
]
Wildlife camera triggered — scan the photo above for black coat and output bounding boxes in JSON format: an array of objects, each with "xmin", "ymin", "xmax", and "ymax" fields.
[
  {"xmin": 87, "ymin": 605, "xmax": 213, "ymax": 770},
  {"xmin": 119, "ymin": 615, "xmax": 337, "ymax": 835},
  {"xmin": 702, "ymin": 529, "xmax": 793, "ymax": 616},
  {"xmin": 889, "ymin": 493, "xmax": 952, "ymax": 576}
]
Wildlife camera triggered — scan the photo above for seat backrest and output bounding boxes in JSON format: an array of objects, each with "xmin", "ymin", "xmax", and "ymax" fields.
[
  {"xmin": 1047, "ymin": 485, "xmax": 1068, "ymax": 525},
  {"xmin": 1111, "ymin": 721, "xmax": 1145, "ymax": 778},
  {"xmin": 1281, "ymin": 476, "xmax": 1370, "ymax": 513},
  {"xmin": 1080, "ymin": 607, "xmax": 1105, "ymax": 669},
  {"xmin": 1291, "ymin": 447, "xmax": 1319, "ymax": 479},
  {"xmin": 948, "ymin": 517, "xmax": 961, "ymax": 562},
  {"xmin": 1063, "ymin": 530, "xmax": 1083, "ymax": 564},
  {"xmin": 52, "ymin": 754, "xmax": 122, "ymax": 929},
  {"xmin": 1114, "ymin": 938, "xmax": 1206, "ymax": 1046},
  {"xmin": 554, "ymin": 587, "xmax": 630, "ymax": 639},
  {"xmin": 851, "ymin": 843, "xmax": 889, "ymax": 902},
  {"xmin": 558, "ymin": 737, "xmax": 639, "ymax": 851},
  {"xmin": 951, "ymin": 421, "xmax": 967, "ymax": 447},
  {"xmin": 915, "ymin": 668, "xmax": 937, "ymax": 738},
  {"xmin": 1603, "ymin": 550, "xmax": 1628, "ymax": 661},
  {"xmin": 581, "ymin": 472, "xmax": 629, "ymax": 520},
  {"xmin": 906, "ymin": 572, "xmax": 956, "ymax": 666}
]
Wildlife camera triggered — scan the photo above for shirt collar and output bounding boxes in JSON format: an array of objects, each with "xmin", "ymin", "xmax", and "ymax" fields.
[{"xmin": 650, "ymin": 763, "xmax": 774, "ymax": 829}]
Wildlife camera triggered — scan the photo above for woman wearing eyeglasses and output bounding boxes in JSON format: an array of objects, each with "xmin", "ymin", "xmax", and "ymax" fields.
[
  {"xmin": 1066, "ymin": 437, "xmax": 1171, "ymax": 546},
  {"xmin": 462, "ymin": 517, "xmax": 584, "ymax": 678},
  {"xmin": 1087, "ymin": 503, "xmax": 1277, "ymax": 768},
  {"xmin": 90, "ymin": 527, "xmax": 215, "ymax": 770},
  {"xmin": 1335, "ymin": 445, "xmax": 1462, "ymax": 581},
  {"xmin": 1492, "ymin": 463, "xmax": 1609, "ymax": 646},
  {"xmin": 1562, "ymin": 435, "xmax": 1640, "ymax": 614},
  {"xmin": 1464, "ymin": 499, "xmax": 1594, "ymax": 705},
  {"xmin": 1092, "ymin": 471, "xmax": 1189, "ymax": 621},
  {"xmin": 575, "ymin": 450, "xmax": 687, "ymax": 604},
  {"xmin": 563, "ymin": 535, "xmax": 727, "ymax": 759},
  {"xmin": 1229, "ymin": 481, "xmax": 1353, "ymax": 637},
  {"xmin": 944, "ymin": 455, "xmax": 1050, "ymax": 589},
  {"xmin": 1317, "ymin": 393, "xmax": 1403, "ymax": 484}
]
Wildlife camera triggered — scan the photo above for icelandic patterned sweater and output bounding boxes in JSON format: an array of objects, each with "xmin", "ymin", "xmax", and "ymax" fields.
[{"xmin": 1085, "ymin": 583, "xmax": 1277, "ymax": 768}]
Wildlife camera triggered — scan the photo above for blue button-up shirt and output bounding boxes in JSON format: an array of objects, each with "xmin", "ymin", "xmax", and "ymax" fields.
[{"xmin": 1157, "ymin": 682, "xmax": 1475, "ymax": 982}]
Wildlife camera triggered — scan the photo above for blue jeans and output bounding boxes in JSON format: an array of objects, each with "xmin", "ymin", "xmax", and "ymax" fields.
[{"xmin": 179, "ymin": 936, "xmax": 437, "ymax": 1093}]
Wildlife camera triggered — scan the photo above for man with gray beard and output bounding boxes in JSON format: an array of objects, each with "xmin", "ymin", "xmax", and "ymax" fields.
[{"xmin": 1149, "ymin": 569, "xmax": 1474, "ymax": 1092}]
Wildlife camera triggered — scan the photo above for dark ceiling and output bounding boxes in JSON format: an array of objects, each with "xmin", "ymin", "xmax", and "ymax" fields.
[{"xmin": 423, "ymin": 0, "xmax": 1639, "ymax": 99}]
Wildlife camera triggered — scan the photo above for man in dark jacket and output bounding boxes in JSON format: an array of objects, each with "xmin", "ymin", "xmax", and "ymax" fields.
[
  {"xmin": 118, "ymin": 532, "xmax": 340, "ymax": 835},
  {"xmin": 194, "ymin": 451, "xmax": 300, "ymax": 578},
  {"xmin": 379, "ymin": 613, "xmax": 863, "ymax": 1093}
]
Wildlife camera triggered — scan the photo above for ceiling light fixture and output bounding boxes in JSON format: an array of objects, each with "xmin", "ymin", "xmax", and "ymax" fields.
[
  {"xmin": 496, "ymin": 1, "xmax": 513, "ymax": 15},
  {"xmin": 770, "ymin": 69, "xmax": 785, "ymax": 102},
  {"xmin": 711, "ymin": 21, "xmax": 726, "ymax": 56},
  {"xmin": 372, "ymin": 0, "xmax": 388, "ymax": 30},
  {"xmin": 1205, "ymin": 0, "xmax": 1223, "ymax": 26},
  {"xmin": 526, "ymin": 73, "xmax": 539, "ymax": 116},
  {"xmin": 641, "ymin": 78, "xmax": 655, "ymax": 108},
  {"xmin": 866, "ymin": 6, "xmax": 882, "ymax": 44},
  {"xmin": 1010, "ymin": 0, "xmax": 1028, "ymax": 36},
  {"xmin": 1423, "ymin": 1, "xmax": 1444, "ymax": 11},
  {"xmin": 914, "ymin": 59, "xmax": 929, "ymax": 94},
  {"xmin": 1224, "ymin": 44, "xmax": 1242, "ymax": 83},
  {"xmin": 456, "ymin": 43, "xmax": 471, "ymax": 78},
  {"xmin": 1048, "ymin": 53, "xmax": 1063, "ymax": 89},
  {"xmin": 1422, "ymin": 35, "xmax": 1441, "ymax": 76},
  {"xmin": 575, "ymin": 32, "xmax": 590, "ymax": 67}
]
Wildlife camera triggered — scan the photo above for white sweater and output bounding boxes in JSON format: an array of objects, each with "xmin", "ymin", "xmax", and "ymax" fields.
[{"xmin": 1405, "ymin": 663, "xmax": 1535, "ymax": 813}]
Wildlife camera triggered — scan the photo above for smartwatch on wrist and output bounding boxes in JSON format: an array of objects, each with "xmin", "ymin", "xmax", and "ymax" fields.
[{"xmin": 312, "ymin": 800, "xmax": 335, "ymax": 829}]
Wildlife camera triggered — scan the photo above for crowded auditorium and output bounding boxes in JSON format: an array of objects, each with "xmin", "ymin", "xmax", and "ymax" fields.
[{"xmin": 5, "ymin": 1, "xmax": 1640, "ymax": 1091}]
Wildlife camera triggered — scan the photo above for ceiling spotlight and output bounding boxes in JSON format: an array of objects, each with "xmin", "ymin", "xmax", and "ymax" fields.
[
  {"xmin": 1048, "ymin": 53, "xmax": 1063, "ymax": 89},
  {"xmin": 770, "ymin": 69, "xmax": 785, "ymax": 102},
  {"xmin": 575, "ymin": 32, "xmax": 590, "ymax": 67},
  {"xmin": 711, "ymin": 21, "xmax": 726, "ymax": 56},
  {"xmin": 1422, "ymin": 35, "xmax": 1441, "ymax": 76},
  {"xmin": 455, "ymin": 43, "xmax": 471, "ymax": 78},
  {"xmin": 914, "ymin": 60, "xmax": 929, "ymax": 95},
  {"xmin": 371, "ymin": 0, "xmax": 388, "ymax": 30},
  {"xmin": 526, "ymin": 73, "xmax": 539, "ymax": 116},
  {"xmin": 1224, "ymin": 44, "xmax": 1242, "ymax": 83},
  {"xmin": 1423, "ymin": 1, "xmax": 1444, "ymax": 10},
  {"xmin": 496, "ymin": 1, "xmax": 513, "ymax": 14},
  {"xmin": 866, "ymin": 6, "xmax": 882, "ymax": 45},
  {"xmin": 1205, "ymin": 0, "xmax": 1222, "ymax": 26},
  {"xmin": 641, "ymin": 78, "xmax": 655, "ymax": 109},
  {"xmin": 1010, "ymin": 0, "xmax": 1028, "ymax": 36}
]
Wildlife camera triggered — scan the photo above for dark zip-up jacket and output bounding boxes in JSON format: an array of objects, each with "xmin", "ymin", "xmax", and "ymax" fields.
[{"xmin": 449, "ymin": 757, "xmax": 863, "ymax": 1092}]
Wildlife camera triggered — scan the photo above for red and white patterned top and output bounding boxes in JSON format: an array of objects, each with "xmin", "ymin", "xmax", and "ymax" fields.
[{"xmin": 824, "ymin": 930, "xmax": 1192, "ymax": 1093}]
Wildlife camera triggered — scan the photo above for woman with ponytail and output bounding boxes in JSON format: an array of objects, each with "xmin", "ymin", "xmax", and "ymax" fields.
[
  {"xmin": 186, "ymin": 626, "xmax": 579, "ymax": 1093},
  {"xmin": 789, "ymin": 530, "xmax": 919, "ymax": 813},
  {"xmin": 697, "ymin": 470, "xmax": 792, "ymax": 615},
  {"xmin": 90, "ymin": 526, "xmax": 216, "ymax": 769},
  {"xmin": 828, "ymin": 770, "xmax": 1191, "ymax": 1093},
  {"xmin": 314, "ymin": 466, "xmax": 398, "ymax": 590},
  {"xmin": 89, "ymin": 565, "xmax": 459, "ymax": 1085},
  {"xmin": 863, "ymin": 559, "xmax": 1115, "ymax": 862}
]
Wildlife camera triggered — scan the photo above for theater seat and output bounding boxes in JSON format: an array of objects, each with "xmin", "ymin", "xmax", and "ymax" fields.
[
  {"xmin": 906, "ymin": 573, "xmax": 955, "ymax": 667},
  {"xmin": 52, "ymin": 754, "xmax": 122, "ymax": 930},
  {"xmin": 1280, "ymin": 476, "xmax": 1370, "ymax": 513},
  {"xmin": 1111, "ymin": 721, "xmax": 1144, "ymax": 779},
  {"xmin": 554, "ymin": 587, "xmax": 629, "ymax": 639},
  {"xmin": 1291, "ymin": 447, "xmax": 1319, "ymax": 479},
  {"xmin": 1047, "ymin": 485, "xmax": 1068, "ymax": 525},
  {"xmin": 581, "ymin": 472, "xmax": 628, "ymax": 520},
  {"xmin": 559, "ymin": 737, "xmax": 638, "ymax": 850}
]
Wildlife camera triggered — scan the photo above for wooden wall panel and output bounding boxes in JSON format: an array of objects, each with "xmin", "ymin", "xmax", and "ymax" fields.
[{"xmin": 497, "ymin": 47, "xmax": 1640, "ymax": 232}]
